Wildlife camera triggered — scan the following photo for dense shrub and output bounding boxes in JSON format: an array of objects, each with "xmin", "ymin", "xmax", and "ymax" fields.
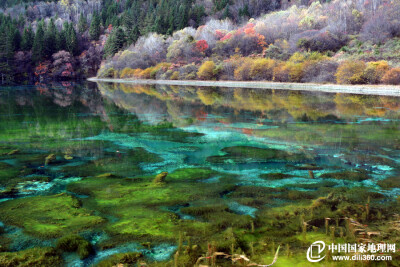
[
  {"xmin": 295, "ymin": 30, "xmax": 347, "ymax": 52},
  {"xmin": 233, "ymin": 58, "xmax": 253, "ymax": 81},
  {"xmin": 301, "ymin": 59, "xmax": 338, "ymax": 83},
  {"xmin": 177, "ymin": 64, "xmax": 199, "ymax": 80},
  {"xmin": 287, "ymin": 62, "xmax": 304, "ymax": 83},
  {"xmin": 120, "ymin": 68, "xmax": 136, "ymax": 78},
  {"xmin": 273, "ymin": 62, "xmax": 290, "ymax": 82},
  {"xmin": 98, "ymin": 67, "xmax": 117, "ymax": 78},
  {"xmin": 249, "ymin": 58, "xmax": 276, "ymax": 80},
  {"xmin": 362, "ymin": 61, "xmax": 389, "ymax": 84},
  {"xmin": 170, "ymin": 71, "xmax": 179, "ymax": 80},
  {"xmin": 219, "ymin": 60, "xmax": 236, "ymax": 80},
  {"xmin": 197, "ymin": 61, "xmax": 216, "ymax": 80},
  {"xmin": 382, "ymin": 68, "xmax": 400, "ymax": 85},
  {"xmin": 336, "ymin": 60, "xmax": 366, "ymax": 84}
]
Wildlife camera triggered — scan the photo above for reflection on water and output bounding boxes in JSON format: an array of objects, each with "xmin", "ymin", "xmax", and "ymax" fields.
[{"xmin": 0, "ymin": 82, "xmax": 399, "ymax": 266}]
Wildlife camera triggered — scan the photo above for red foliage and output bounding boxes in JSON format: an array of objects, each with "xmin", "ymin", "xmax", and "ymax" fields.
[
  {"xmin": 61, "ymin": 63, "xmax": 74, "ymax": 77},
  {"xmin": 215, "ymin": 30, "xmax": 226, "ymax": 39},
  {"xmin": 195, "ymin": 40, "xmax": 209, "ymax": 52},
  {"xmin": 244, "ymin": 27, "xmax": 255, "ymax": 35},
  {"xmin": 220, "ymin": 33, "xmax": 232, "ymax": 41},
  {"xmin": 35, "ymin": 62, "xmax": 50, "ymax": 76}
]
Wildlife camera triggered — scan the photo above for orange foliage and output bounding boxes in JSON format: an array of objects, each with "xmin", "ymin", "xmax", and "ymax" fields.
[
  {"xmin": 382, "ymin": 68, "xmax": 400, "ymax": 85},
  {"xmin": 363, "ymin": 61, "xmax": 389, "ymax": 84},
  {"xmin": 273, "ymin": 62, "xmax": 290, "ymax": 82}
]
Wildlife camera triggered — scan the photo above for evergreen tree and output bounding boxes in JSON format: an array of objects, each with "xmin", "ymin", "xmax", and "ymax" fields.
[
  {"xmin": 78, "ymin": 13, "xmax": 88, "ymax": 33},
  {"xmin": 56, "ymin": 29, "xmax": 66, "ymax": 51},
  {"xmin": 44, "ymin": 19, "xmax": 57, "ymax": 57},
  {"xmin": 11, "ymin": 26, "xmax": 21, "ymax": 51},
  {"xmin": 0, "ymin": 25, "xmax": 15, "ymax": 83},
  {"xmin": 89, "ymin": 12, "xmax": 101, "ymax": 41},
  {"xmin": 65, "ymin": 23, "xmax": 78, "ymax": 56},
  {"xmin": 32, "ymin": 20, "xmax": 45, "ymax": 63},
  {"xmin": 222, "ymin": 4, "xmax": 231, "ymax": 19},
  {"xmin": 104, "ymin": 26, "xmax": 125, "ymax": 57},
  {"xmin": 21, "ymin": 26, "xmax": 34, "ymax": 51}
]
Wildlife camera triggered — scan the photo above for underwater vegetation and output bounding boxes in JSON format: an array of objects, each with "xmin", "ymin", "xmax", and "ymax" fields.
[{"xmin": 0, "ymin": 83, "xmax": 399, "ymax": 266}]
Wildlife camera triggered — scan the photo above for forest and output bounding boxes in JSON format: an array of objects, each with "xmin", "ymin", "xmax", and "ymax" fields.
[{"xmin": 1, "ymin": 0, "xmax": 400, "ymax": 85}]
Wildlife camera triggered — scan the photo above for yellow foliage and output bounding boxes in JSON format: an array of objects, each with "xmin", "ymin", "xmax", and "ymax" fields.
[
  {"xmin": 363, "ymin": 61, "xmax": 389, "ymax": 84},
  {"xmin": 273, "ymin": 62, "xmax": 290, "ymax": 82},
  {"xmin": 197, "ymin": 61, "xmax": 216, "ymax": 80},
  {"xmin": 133, "ymin": 69, "xmax": 143, "ymax": 78},
  {"xmin": 336, "ymin": 60, "xmax": 366, "ymax": 84},
  {"xmin": 249, "ymin": 58, "xmax": 276, "ymax": 81},
  {"xmin": 287, "ymin": 62, "xmax": 304, "ymax": 83},
  {"xmin": 289, "ymin": 52, "xmax": 307, "ymax": 63},
  {"xmin": 170, "ymin": 71, "xmax": 180, "ymax": 80},
  {"xmin": 139, "ymin": 68, "xmax": 153, "ymax": 79},
  {"xmin": 234, "ymin": 58, "xmax": 253, "ymax": 81},
  {"xmin": 120, "ymin": 68, "xmax": 136, "ymax": 79}
]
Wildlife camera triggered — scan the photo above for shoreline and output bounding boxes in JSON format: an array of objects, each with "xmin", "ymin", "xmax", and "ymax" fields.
[{"xmin": 88, "ymin": 77, "xmax": 400, "ymax": 96}]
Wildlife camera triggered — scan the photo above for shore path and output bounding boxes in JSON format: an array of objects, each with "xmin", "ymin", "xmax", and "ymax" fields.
[{"xmin": 88, "ymin": 78, "xmax": 400, "ymax": 96}]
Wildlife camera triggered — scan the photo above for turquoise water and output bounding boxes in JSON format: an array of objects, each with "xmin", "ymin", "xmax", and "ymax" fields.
[{"xmin": 0, "ymin": 82, "xmax": 399, "ymax": 266}]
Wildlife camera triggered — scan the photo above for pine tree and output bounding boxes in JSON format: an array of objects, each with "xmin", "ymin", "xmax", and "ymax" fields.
[
  {"xmin": 56, "ymin": 29, "xmax": 66, "ymax": 51},
  {"xmin": 222, "ymin": 5, "xmax": 231, "ymax": 19},
  {"xmin": 0, "ymin": 25, "xmax": 15, "ymax": 83},
  {"xmin": 44, "ymin": 19, "xmax": 57, "ymax": 57},
  {"xmin": 104, "ymin": 26, "xmax": 125, "ymax": 57},
  {"xmin": 10, "ymin": 26, "xmax": 21, "ymax": 51},
  {"xmin": 21, "ymin": 26, "xmax": 34, "ymax": 51},
  {"xmin": 66, "ymin": 23, "xmax": 78, "ymax": 56},
  {"xmin": 32, "ymin": 20, "xmax": 45, "ymax": 63},
  {"xmin": 78, "ymin": 13, "xmax": 87, "ymax": 33},
  {"xmin": 89, "ymin": 12, "xmax": 101, "ymax": 41}
]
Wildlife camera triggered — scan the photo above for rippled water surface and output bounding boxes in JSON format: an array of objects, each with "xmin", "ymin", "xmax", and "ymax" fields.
[{"xmin": 0, "ymin": 82, "xmax": 399, "ymax": 266}]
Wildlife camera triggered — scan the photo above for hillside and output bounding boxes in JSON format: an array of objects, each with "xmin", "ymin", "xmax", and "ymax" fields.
[
  {"xmin": 98, "ymin": 0, "xmax": 400, "ymax": 86},
  {"xmin": 0, "ymin": 0, "xmax": 301, "ymax": 83},
  {"xmin": 0, "ymin": 0, "xmax": 399, "ymax": 85}
]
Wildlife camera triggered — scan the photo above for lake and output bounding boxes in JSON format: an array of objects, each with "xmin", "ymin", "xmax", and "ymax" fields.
[{"xmin": 0, "ymin": 82, "xmax": 399, "ymax": 266}]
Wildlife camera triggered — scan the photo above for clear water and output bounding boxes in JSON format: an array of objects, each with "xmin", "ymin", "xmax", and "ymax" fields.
[{"xmin": 0, "ymin": 82, "xmax": 399, "ymax": 265}]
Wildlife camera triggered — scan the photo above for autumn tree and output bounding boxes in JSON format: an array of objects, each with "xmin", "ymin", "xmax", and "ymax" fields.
[{"xmin": 382, "ymin": 68, "xmax": 400, "ymax": 85}]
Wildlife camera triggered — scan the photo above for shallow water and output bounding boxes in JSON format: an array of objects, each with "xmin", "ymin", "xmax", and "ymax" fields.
[{"xmin": 0, "ymin": 82, "xmax": 399, "ymax": 266}]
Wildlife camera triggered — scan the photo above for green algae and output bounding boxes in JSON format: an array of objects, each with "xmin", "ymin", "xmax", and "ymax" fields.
[
  {"xmin": 207, "ymin": 146, "xmax": 307, "ymax": 164},
  {"xmin": 1, "ymin": 84, "xmax": 400, "ymax": 266},
  {"xmin": 0, "ymin": 247, "xmax": 63, "ymax": 267},
  {"xmin": 165, "ymin": 167, "xmax": 221, "ymax": 182},
  {"xmin": 319, "ymin": 169, "xmax": 371, "ymax": 181},
  {"xmin": 0, "ymin": 193, "xmax": 105, "ymax": 238},
  {"xmin": 95, "ymin": 252, "xmax": 143, "ymax": 267},
  {"xmin": 63, "ymin": 147, "xmax": 162, "ymax": 177},
  {"xmin": 259, "ymin": 173, "xmax": 296, "ymax": 180},
  {"xmin": 65, "ymin": 168, "xmax": 239, "ymax": 246},
  {"xmin": 56, "ymin": 234, "xmax": 93, "ymax": 260},
  {"xmin": 377, "ymin": 176, "xmax": 400, "ymax": 189},
  {"xmin": 0, "ymin": 162, "xmax": 24, "ymax": 187}
]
